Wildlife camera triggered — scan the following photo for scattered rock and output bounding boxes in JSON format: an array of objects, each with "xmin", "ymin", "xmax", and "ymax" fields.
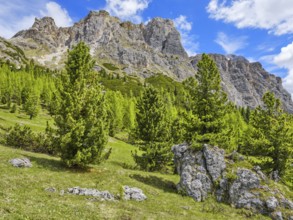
[
  {"xmin": 270, "ymin": 171, "xmax": 281, "ymax": 182},
  {"xmin": 181, "ymin": 206, "xmax": 191, "ymax": 210},
  {"xmin": 253, "ymin": 166, "xmax": 268, "ymax": 181},
  {"xmin": 59, "ymin": 190, "xmax": 65, "ymax": 196},
  {"xmin": 123, "ymin": 186, "xmax": 147, "ymax": 201},
  {"xmin": 67, "ymin": 187, "xmax": 115, "ymax": 201},
  {"xmin": 45, "ymin": 187, "xmax": 57, "ymax": 193},
  {"xmin": 9, "ymin": 158, "xmax": 32, "ymax": 168},
  {"xmin": 266, "ymin": 197, "xmax": 279, "ymax": 211},
  {"xmin": 270, "ymin": 211, "xmax": 283, "ymax": 220},
  {"xmin": 280, "ymin": 198, "xmax": 293, "ymax": 210}
]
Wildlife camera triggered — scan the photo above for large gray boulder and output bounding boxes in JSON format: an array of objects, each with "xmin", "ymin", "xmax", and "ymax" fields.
[
  {"xmin": 229, "ymin": 168, "xmax": 264, "ymax": 211},
  {"xmin": 172, "ymin": 144, "xmax": 293, "ymax": 220},
  {"xmin": 9, "ymin": 158, "xmax": 32, "ymax": 168},
  {"xmin": 172, "ymin": 143, "xmax": 225, "ymax": 201}
]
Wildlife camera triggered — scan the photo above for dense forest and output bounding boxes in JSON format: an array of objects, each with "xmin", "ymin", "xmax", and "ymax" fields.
[{"xmin": 0, "ymin": 42, "xmax": 292, "ymax": 188}]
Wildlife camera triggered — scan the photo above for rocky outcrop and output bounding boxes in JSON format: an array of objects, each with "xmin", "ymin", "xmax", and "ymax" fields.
[
  {"xmin": 9, "ymin": 10, "xmax": 293, "ymax": 112},
  {"xmin": 9, "ymin": 158, "xmax": 32, "ymax": 167},
  {"xmin": 172, "ymin": 143, "xmax": 293, "ymax": 220},
  {"xmin": 173, "ymin": 143, "xmax": 213, "ymax": 201}
]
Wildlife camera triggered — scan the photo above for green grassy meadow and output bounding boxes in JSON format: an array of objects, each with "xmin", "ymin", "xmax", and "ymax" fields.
[{"xmin": 0, "ymin": 108, "xmax": 269, "ymax": 220}]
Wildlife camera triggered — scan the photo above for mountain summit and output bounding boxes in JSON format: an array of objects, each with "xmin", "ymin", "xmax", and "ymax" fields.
[{"xmin": 9, "ymin": 10, "xmax": 293, "ymax": 112}]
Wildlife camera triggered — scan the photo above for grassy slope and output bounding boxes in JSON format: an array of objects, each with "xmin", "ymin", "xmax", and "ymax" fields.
[{"xmin": 0, "ymin": 110, "xmax": 269, "ymax": 220}]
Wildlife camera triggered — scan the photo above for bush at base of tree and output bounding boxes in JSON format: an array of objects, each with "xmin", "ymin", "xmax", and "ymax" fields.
[{"xmin": 6, "ymin": 123, "xmax": 55, "ymax": 154}]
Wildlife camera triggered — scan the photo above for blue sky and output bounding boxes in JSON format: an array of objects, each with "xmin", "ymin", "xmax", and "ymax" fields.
[{"xmin": 0, "ymin": 0, "xmax": 293, "ymax": 96}]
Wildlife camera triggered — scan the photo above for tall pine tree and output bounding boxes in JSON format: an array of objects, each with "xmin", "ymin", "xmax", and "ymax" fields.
[
  {"xmin": 184, "ymin": 53, "xmax": 228, "ymax": 147},
  {"xmin": 55, "ymin": 42, "xmax": 110, "ymax": 168}
]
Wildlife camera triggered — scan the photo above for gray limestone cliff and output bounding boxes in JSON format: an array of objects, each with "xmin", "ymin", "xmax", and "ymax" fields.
[
  {"xmin": 191, "ymin": 54, "xmax": 293, "ymax": 113},
  {"xmin": 9, "ymin": 10, "xmax": 293, "ymax": 112}
]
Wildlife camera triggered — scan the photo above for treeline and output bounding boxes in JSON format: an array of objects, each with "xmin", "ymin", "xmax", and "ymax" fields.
[
  {"xmin": 0, "ymin": 43, "xmax": 292, "ymax": 186},
  {"xmin": 0, "ymin": 63, "xmax": 59, "ymax": 118}
]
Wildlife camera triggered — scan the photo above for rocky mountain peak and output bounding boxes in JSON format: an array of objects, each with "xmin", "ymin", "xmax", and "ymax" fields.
[
  {"xmin": 8, "ymin": 10, "xmax": 293, "ymax": 112},
  {"xmin": 32, "ymin": 17, "xmax": 58, "ymax": 32},
  {"xmin": 144, "ymin": 17, "xmax": 187, "ymax": 58},
  {"xmin": 88, "ymin": 10, "xmax": 110, "ymax": 17}
]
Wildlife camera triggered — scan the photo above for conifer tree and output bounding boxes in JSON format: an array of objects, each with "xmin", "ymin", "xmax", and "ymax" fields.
[
  {"xmin": 184, "ymin": 53, "xmax": 228, "ymax": 147},
  {"xmin": 23, "ymin": 91, "xmax": 40, "ymax": 119},
  {"xmin": 123, "ymin": 97, "xmax": 136, "ymax": 131},
  {"xmin": 106, "ymin": 91, "xmax": 124, "ymax": 136},
  {"xmin": 132, "ymin": 87, "xmax": 172, "ymax": 171},
  {"xmin": 242, "ymin": 92, "xmax": 292, "ymax": 176},
  {"xmin": 55, "ymin": 42, "xmax": 110, "ymax": 168}
]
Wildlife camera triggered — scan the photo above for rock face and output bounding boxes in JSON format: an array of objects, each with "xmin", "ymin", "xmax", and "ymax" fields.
[
  {"xmin": 9, "ymin": 10, "xmax": 293, "ymax": 112},
  {"xmin": 191, "ymin": 54, "xmax": 293, "ymax": 113},
  {"xmin": 0, "ymin": 37, "xmax": 28, "ymax": 68},
  {"xmin": 9, "ymin": 158, "xmax": 32, "ymax": 167},
  {"xmin": 172, "ymin": 143, "xmax": 293, "ymax": 220},
  {"xmin": 11, "ymin": 11, "xmax": 194, "ymax": 79},
  {"xmin": 123, "ymin": 186, "xmax": 147, "ymax": 201}
]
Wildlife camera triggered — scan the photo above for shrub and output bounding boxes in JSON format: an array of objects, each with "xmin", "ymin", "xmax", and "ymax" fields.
[{"xmin": 6, "ymin": 123, "xmax": 55, "ymax": 154}]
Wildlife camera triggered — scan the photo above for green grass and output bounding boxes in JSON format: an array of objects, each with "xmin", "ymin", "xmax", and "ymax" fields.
[
  {"xmin": 0, "ymin": 108, "xmax": 270, "ymax": 219},
  {"xmin": 103, "ymin": 63, "xmax": 120, "ymax": 71},
  {"xmin": 0, "ymin": 106, "xmax": 53, "ymax": 133},
  {"xmin": 0, "ymin": 141, "xmax": 269, "ymax": 220}
]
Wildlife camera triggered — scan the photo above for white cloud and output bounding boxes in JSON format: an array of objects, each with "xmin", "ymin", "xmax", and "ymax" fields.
[
  {"xmin": 173, "ymin": 15, "xmax": 198, "ymax": 56},
  {"xmin": 273, "ymin": 42, "xmax": 293, "ymax": 98},
  {"xmin": 40, "ymin": 2, "xmax": 72, "ymax": 27},
  {"xmin": 215, "ymin": 32, "xmax": 247, "ymax": 54},
  {"xmin": 207, "ymin": 0, "xmax": 293, "ymax": 35},
  {"xmin": 105, "ymin": 0, "xmax": 151, "ymax": 23},
  {"xmin": 174, "ymin": 15, "xmax": 192, "ymax": 32},
  {"xmin": 0, "ymin": 0, "xmax": 72, "ymax": 39}
]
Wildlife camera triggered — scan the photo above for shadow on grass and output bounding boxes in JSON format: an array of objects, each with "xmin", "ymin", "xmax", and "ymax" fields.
[
  {"xmin": 130, "ymin": 174, "xmax": 177, "ymax": 193},
  {"xmin": 110, "ymin": 161, "xmax": 137, "ymax": 170},
  {"xmin": 0, "ymin": 117, "xmax": 7, "ymax": 121},
  {"xmin": 21, "ymin": 154, "xmax": 89, "ymax": 173}
]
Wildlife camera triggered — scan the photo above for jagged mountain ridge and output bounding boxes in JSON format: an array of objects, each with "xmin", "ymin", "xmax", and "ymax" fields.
[{"xmin": 9, "ymin": 10, "xmax": 293, "ymax": 112}]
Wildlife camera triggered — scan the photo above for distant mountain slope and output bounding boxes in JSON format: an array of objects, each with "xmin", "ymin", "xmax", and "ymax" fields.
[
  {"xmin": 0, "ymin": 37, "xmax": 28, "ymax": 68},
  {"xmin": 191, "ymin": 54, "xmax": 293, "ymax": 112},
  {"xmin": 8, "ymin": 10, "xmax": 293, "ymax": 112}
]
